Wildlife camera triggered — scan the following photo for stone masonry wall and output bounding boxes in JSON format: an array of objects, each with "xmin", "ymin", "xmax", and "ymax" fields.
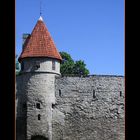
[
  {"xmin": 21, "ymin": 58, "xmax": 60, "ymax": 75},
  {"xmin": 16, "ymin": 73, "xmax": 56, "ymax": 140},
  {"xmin": 53, "ymin": 75, "xmax": 125, "ymax": 140}
]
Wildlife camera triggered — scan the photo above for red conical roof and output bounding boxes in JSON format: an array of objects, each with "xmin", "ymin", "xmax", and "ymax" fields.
[{"xmin": 19, "ymin": 17, "xmax": 62, "ymax": 62}]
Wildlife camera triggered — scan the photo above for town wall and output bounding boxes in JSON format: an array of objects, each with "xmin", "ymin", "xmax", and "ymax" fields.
[
  {"xmin": 16, "ymin": 75, "xmax": 125, "ymax": 140},
  {"xmin": 53, "ymin": 75, "xmax": 125, "ymax": 140}
]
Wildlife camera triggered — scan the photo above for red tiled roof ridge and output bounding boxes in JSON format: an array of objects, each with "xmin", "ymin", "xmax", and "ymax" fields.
[{"xmin": 19, "ymin": 18, "xmax": 62, "ymax": 62}]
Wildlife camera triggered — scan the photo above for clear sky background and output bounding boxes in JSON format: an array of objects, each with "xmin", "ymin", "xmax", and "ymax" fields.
[{"xmin": 16, "ymin": 0, "xmax": 124, "ymax": 75}]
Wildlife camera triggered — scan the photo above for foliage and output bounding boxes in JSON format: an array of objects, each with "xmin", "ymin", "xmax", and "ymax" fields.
[
  {"xmin": 73, "ymin": 60, "xmax": 89, "ymax": 76},
  {"xmin": 15, "ymin": 52, "xmax": 90, "ymax": 76},
  {"xmin": 60, "ymin": 52, "xmax": 89, "ymax": 76},
  {"xmin": 16, "ymin": 54, "xmax": 20, "ymax": 75},
  {"xmin": 60, "ymin": 52, "xmax": 75, "ymax": 75}
]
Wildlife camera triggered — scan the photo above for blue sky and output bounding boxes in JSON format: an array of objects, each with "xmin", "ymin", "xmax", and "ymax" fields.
[{"xmin": 16, "ymin": 0, "xmax": 124, "ymax": 75}]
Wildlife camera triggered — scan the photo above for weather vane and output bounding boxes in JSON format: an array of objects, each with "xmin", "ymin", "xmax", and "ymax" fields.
[{"xmin": 40, "ymin": 0, "xmax": 42, "ymax": 16}]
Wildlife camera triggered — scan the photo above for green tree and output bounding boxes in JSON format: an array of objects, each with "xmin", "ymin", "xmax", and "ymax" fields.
[
  {"xmin": 60, "ymin": 52, "xmax": 89, "ymax": 76},
  {"xmin": 16, "ymin": 54, "xmax": 20, "ymax": 75},
  {"xmin": 60, "ymin": 52, "xmax": 75, "ymax": 75},
  {"xmin": 73, "ymin": 60, "xmax": 89, "ymax": 76}
]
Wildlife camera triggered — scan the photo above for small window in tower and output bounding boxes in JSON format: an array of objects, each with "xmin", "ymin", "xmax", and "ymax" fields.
[
  {"xmin": 52, "ymin": 61, "xmax": 55, "ymax": 70},
  {"xmin": 52, "ymin": 103, "xmax": 55, "ymax": 109},
  {"xmin": 23, "ymin": 103, "xmax": 27, "ymax": 109},
  {"xmin": 36, "ymin": 103, "xmax": 40, "ymax": 109},
  {"xmin": 93, "ymin": 90, "xmax": 96, "ymax": 98},
  {"xmin": 34, "ymin": 61, "xmax": 40, "ymax": 70},
  {"xmin": 38, "ymin": 114, "xmax": 41, "ymax": 120},
  {"xmin": 120, "ymin": 91, "xmax": 122, "ymax": 96},
  {"xmin": 21, "ymin": 62, "xmax": 24, "ymax": 71},
  {"xmin": 59, "ymin": 89, "xmax": 61, "ymax": 97}
]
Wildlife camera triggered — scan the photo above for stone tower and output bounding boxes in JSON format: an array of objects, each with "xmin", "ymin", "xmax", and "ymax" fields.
[{"xmin": 16, "ymin": 16, "xmax": 62, "ymax": 140}]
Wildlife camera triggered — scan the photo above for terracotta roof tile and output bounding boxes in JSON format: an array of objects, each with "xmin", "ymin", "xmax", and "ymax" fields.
[{"xmin": 19, "ymin": 17, "xmax": 62, "ymax": 62}]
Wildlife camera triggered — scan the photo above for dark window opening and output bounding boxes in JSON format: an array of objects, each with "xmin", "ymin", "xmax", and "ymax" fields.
[
  {"xmin": 120, "ymin": 91, "xmax": 122, "ymax": 96},
  {"xmin": 36, "ymin": 103, "xmax": 40, "ymax": 109},
  {"xmin": 52, "ymin": 61, "xmax": 55, "ymax": 70},
  {"xmin": 93, "ymin": 90, "xmax": 96, "ymax": 98},
  {"xmin": 59, "ymin": 89, "xmax": 61, "ymax": 97},
  {"xmin": 21, "ymin": 62, "xmax": 24, "ymax": 71},
  {"xmin": 38, "ymin": 114, "xmax": 41, "ymax": 120},
  {"xmin": 23, "ymin": 103, "xmax": 27, "ymax": 109},
  {"xmin": 52, "ymin": 103, "xmax": 55, "ymax": 109},
  {"xmin": 34, "ymin": 61, "xmax": 40, "ymax": 70}
]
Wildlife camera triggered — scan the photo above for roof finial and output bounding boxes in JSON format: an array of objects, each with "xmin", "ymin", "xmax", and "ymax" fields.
[{"xmin": 39, "ymin": 0, "xmax": 43, "ymax": 21}]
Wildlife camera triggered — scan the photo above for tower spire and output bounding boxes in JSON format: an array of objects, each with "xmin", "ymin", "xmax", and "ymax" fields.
[
  {"xmin": 40, "ymin": 0, "xmax": 42, "ymax": 16},
  {"xmin": 39, "ymin": 0, "xmax": 43, "ymax": 21}
]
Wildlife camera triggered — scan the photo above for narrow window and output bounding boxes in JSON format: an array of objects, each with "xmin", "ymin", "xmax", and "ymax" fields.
[
  {"xmin": 93, "ymin": 90, "xmax": 96, "ymax": 98},
  {"xmin": 52, "ymin": 103, "xmax": 55, "ymax": 109},
  {"xmin": 38, "ymin": 114, "xmax": 41, "ymax": 120},
  {"xmin": 23, "ymin": 103, "xmax": 26, "ymax": 109},
  {"xmin": 59, "ymin": 89, "xmax": 61, "ymax": 97},
  {"xmin": 52, "ymin": 61, "xmax": 55, "ymax": 70},
  {"xmin": 36, "ymin": 103, "xmax": 40, "ymax": 109},
  {"xmin": 34, "ymin": 61, "xmax": 40, "ymax": 70},
  {"xmin": 21, "ymin": 62, "xmax": 24, "ymax": 71},
  {"xmin": 120, "ymin": 91, "xmax": 122, "ymax": 96}
]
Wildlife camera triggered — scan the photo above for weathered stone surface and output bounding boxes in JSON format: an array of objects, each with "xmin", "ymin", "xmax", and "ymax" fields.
[
  {"xmin": 16, "ymin": 75, "xmax": 124, "ymax": 140},
  {"xmin": 16, "ymin": 73, "xmax": 56, "ymax": 140},
  {"xmin": 20, "ymin": 58, "xmax": 60, "ymax": 75},
  {"xmin": 53, "ymin": 76, "xmax": 124, "ymax": 140}
]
